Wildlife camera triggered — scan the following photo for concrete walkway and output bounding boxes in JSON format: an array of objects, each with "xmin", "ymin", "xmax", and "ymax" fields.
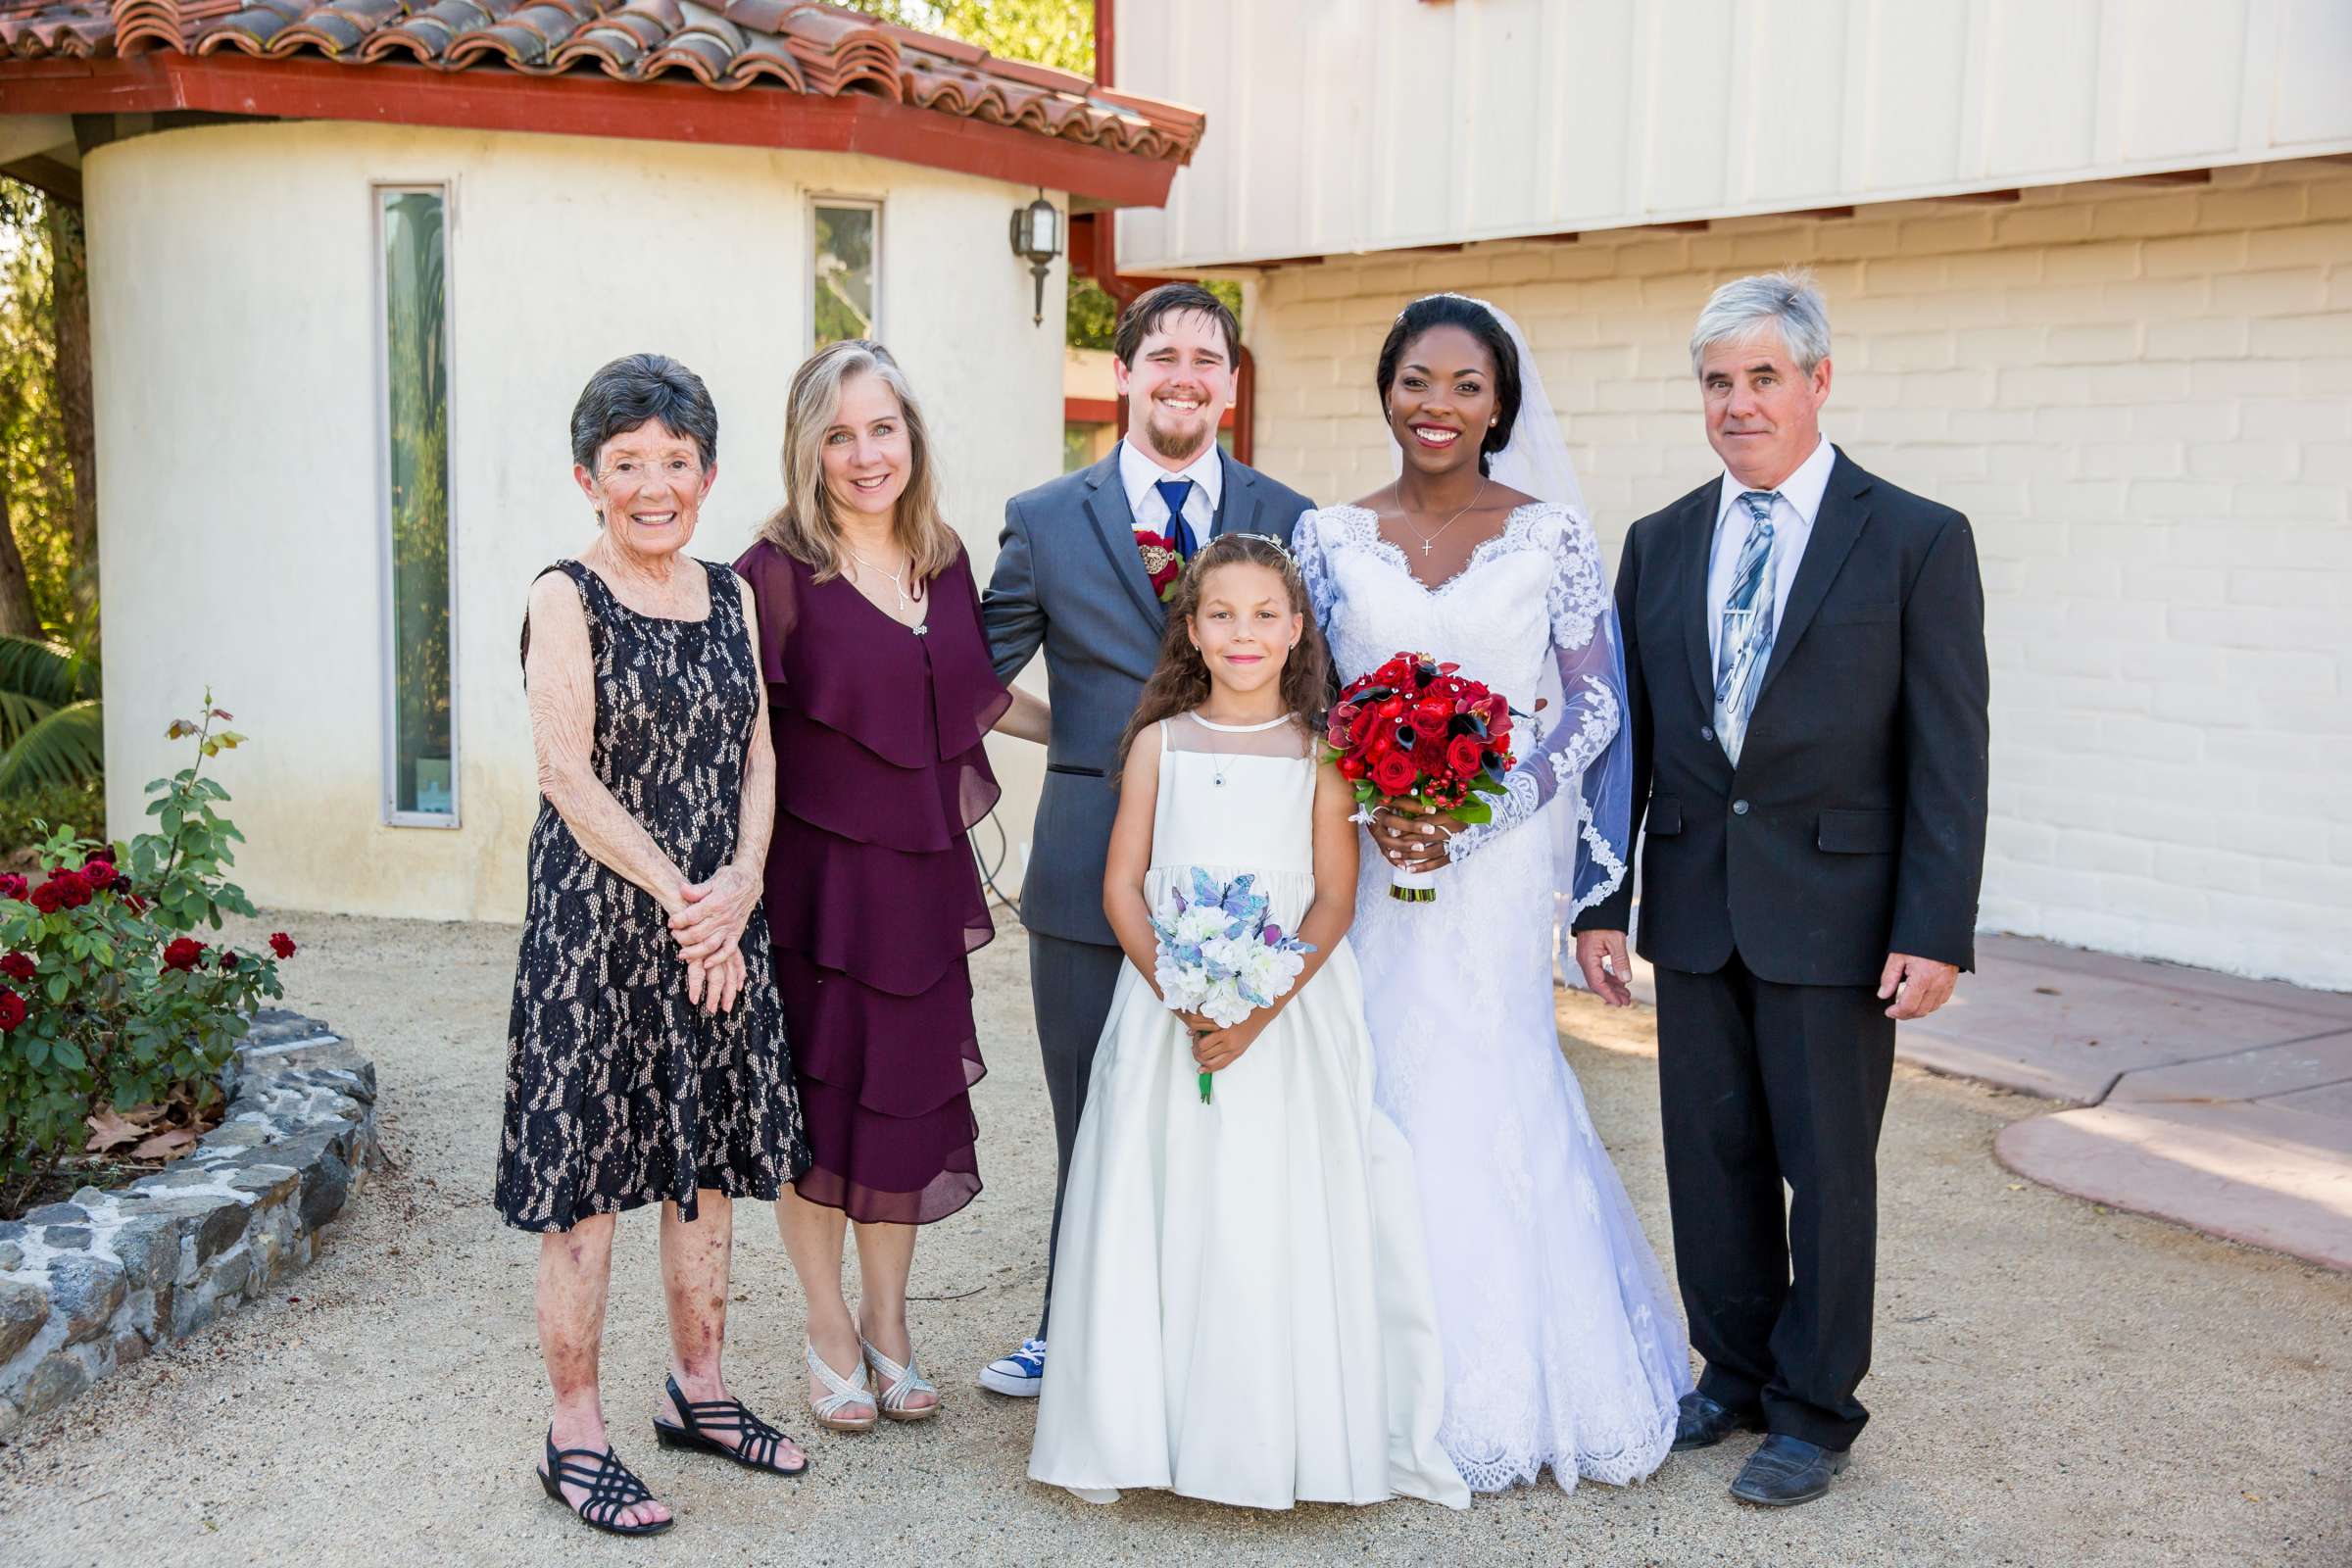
[{"xmin": 1627, "ymin": 933, "xmax": 2352, "ymax": 1270}]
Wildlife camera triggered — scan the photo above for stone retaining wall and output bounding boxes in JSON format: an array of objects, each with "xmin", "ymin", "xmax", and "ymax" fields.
[{"xmin": 0, "ymin": 1011, "xmax": 376, "ymax": 1436}]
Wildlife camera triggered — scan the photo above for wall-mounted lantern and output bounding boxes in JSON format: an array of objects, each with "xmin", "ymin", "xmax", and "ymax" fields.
[{"xmin": 1009, "ymin": 190, "xmax": 1063, "ymax": 326}]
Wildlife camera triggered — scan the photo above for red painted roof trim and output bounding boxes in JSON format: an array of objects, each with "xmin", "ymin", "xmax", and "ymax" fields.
[{"xmin": 0, "ymin": 52, "xmax": 1180, "ymax": 206}]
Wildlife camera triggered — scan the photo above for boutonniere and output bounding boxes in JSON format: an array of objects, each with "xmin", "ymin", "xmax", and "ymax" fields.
[{"xmin": 1135, "ymin": 529, "xmax": 1183, "ymax": 604}]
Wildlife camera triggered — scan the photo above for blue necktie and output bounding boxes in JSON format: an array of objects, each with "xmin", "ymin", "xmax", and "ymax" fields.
[
  {"xmin": 1153, "ymin": 478, "xmax": 1200, "ymax": 561},
  {"xmin": 1713, "ymin": 490, "xmax": 1780, "ymax": 766}
]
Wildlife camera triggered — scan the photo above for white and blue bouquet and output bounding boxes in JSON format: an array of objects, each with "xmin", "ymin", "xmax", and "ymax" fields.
[{"xmin": 1149, "ymin": 869, "xmax": 1316, "ymax": 1103}]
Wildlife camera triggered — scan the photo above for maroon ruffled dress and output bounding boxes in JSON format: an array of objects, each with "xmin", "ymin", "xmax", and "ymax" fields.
[{"xmin": 734, "ymin": 538, "xmax": 1009, "ymax": 1225}]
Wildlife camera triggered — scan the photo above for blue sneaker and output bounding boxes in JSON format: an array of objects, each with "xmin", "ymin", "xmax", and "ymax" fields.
[{"xmin": 979, "ymin": 1339, "xmax": 1045, "ymax": 1396}]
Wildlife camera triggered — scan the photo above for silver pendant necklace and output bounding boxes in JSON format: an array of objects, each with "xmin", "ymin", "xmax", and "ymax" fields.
[
  {"xmin": 846, "ymin": 543, "xmax": 926, "ymax": 635},
  {"xmin": 1398, "ymin": 477, "xmax": 1488, "ymax": 559}
]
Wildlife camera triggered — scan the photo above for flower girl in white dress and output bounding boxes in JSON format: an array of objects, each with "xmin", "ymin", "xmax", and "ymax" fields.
[{"xmin": 1027, "ymin": 533, "xmax": 1467, "ymax": 1512}]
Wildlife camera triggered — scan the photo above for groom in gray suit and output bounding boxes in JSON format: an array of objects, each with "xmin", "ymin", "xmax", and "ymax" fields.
[{"xmin": 977, "ymin": 283, "xmax": 1312, "ymax": 1395}]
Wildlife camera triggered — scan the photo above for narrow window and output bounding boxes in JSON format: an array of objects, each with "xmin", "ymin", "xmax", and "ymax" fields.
[
  {"xmin": 378, "ymin": 187, "xmax": 456, "ymax": 824},
  {"xmin": 812, "ymin": 200, "xmax": 879, "ymax": 348}
]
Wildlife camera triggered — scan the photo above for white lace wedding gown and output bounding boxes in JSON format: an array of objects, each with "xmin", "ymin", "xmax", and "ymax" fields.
[
  {"xmin": 1028, "ymin": 713, "xmax": 1469, "ymax": 1512},
  {"xmin": 1296, "ymin": 502, "xmax": 1691, "ymax": 1494}
]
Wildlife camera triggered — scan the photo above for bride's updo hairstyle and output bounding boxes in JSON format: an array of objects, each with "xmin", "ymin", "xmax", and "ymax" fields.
[
  {"xmin": 1115, "ymin": 532, "xmax": 1334, "ymax": 775},
  {"xmin": 1374, "ymin": 294, "xmax": 1524, "ymax": 477}
]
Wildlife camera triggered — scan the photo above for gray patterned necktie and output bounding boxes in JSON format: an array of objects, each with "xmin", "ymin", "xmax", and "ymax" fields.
[{"xmin": 1713, "ymin": 490, "xmax": 1780, "ymax": 766}]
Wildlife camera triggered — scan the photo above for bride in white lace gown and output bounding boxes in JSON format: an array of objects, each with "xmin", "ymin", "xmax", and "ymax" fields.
[{"xmin": 1293, "ymin": 294, "xmax": 1690, "ymax": 1493}]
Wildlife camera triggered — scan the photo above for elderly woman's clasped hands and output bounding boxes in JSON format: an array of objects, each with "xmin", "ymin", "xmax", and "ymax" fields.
[{"xmin": 670, "ymin": 862, "xmax": 760, "ymax": 1012}]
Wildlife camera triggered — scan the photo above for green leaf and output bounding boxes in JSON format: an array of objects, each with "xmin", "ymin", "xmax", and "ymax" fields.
[
  {"xmin": 0, "ymin": 698, "xmax": 104, "ymax": 792},
  {"xmin": 1446, "ymin": 800, "xmax": 1494, "ymax": 825},
  {"xmin": 44, "ymin": 971, "xmax": 68, "ymax": 1003},
  {"xmin": 48, "ymin": 1038, "xmax": 82, "ymax": 1070}
]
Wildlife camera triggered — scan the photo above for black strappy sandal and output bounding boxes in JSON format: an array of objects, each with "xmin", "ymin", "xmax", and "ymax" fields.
[
  {"xmin": 537, "ymin": 1429, "xmax": 674, "ymax": 1537},
  {"xmin": 653, "ymin": 1374, "xmax": 810, "ymax": 1477}
]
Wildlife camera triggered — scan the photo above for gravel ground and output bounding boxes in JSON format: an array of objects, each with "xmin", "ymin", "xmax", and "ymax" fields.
[{"xmin": 0, "ymin": 907, "xmax": 2345, "ymax": 1568}]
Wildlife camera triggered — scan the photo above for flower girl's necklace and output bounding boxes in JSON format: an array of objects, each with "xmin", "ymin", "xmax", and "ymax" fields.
[{"xmin": 845, "ymin": 543, "xmax": 926, "ymax": 635}]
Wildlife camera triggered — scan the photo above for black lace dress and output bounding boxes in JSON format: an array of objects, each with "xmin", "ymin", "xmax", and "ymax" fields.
[{"xmin": 496, "ymin": 558, "xmax": 810, "ymax": 1233}]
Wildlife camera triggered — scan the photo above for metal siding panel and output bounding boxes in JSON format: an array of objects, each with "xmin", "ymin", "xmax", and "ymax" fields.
[
  {"xmin": 1642, "ymin": 0, "xmax": 1733, "ymax": 213},
  {"xmin": 1743, "ymin": 0, "xmax": 1852, "ymax": 205},
  {"xmin": 1860, "ymin": 0, "xmax": 1970, "ymax": 188},
  {"xmin": 2115, "ymin": 0, "xmax": 2248, "ymax": 160},
  {"xmin": 2273, "ymin": 0, "xmax": 2352, "ymax": 145},
  {"xmin": 1981, "ymin": 0, "xmax": 2102, "ymax": 174}
]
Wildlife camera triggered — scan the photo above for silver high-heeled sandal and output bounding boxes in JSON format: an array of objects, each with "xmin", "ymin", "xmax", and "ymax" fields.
[
  {"xmin": 805, "ymin": 1342, "xmax": 877, "ymax": 1434},
  {"xmin": 860, "ymin": 1335, "xmax": 940, "ymax": 1423}
]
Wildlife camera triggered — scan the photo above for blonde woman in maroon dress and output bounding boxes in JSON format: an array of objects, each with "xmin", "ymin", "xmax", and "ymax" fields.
[{"xmin": 736, "ymin": 340, "xmax": 1047, "ymax": 1431}]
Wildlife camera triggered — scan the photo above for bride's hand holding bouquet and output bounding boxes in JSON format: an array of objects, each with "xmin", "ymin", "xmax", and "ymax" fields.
[{"xmin": 1322, "ymin": 652, "xmax": 1517, "ymax": 903}]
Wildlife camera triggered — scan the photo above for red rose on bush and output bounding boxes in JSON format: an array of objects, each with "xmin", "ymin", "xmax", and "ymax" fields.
[
  {"xmin": 0, "ymin": 873, "xmax": 24, "ymax": 900},
  {"xmin": 0, "ymin": 953, "xmax": 32, "ymax": 982},
  {"xmin": 163, "ymin": 937, "xmax": 205, "ymax": 972},
  {"xmin": 218, "ymin": 951, "xmax": 241, "ymax": 971},
  {"xmin": 59, "ymin": 880, "xmax": 91, "ymax": 909},
  {"xmin": 122, "ymin": 894, "xmax": 147, "ymax": 915},
  {"xmin": 269, "ymin": 932, "xmax": 297, "ymax": 959},
  {"xmin": 0, "ymin": 989, "xmax": 22, "ymax": 1031},
  {"xmin": 1370, "ymin": 752, "xmax": 1419, "ymax": 797},
  {"xmin": 1446, "ymin": 735, "xmax": 1487, "ymax": 777},
  {"xmin": 81, "ymin": 858, "xmax": 114, "ymax": 886},
  {"xmin": 28, "ymin": 882, "xmax": 63, "ymax": 913}
]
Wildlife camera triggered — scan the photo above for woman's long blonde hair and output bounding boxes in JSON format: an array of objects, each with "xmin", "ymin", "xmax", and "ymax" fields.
[{"xmin": 761, "ymin": 339, "xmax": 960, "ymax": 582}]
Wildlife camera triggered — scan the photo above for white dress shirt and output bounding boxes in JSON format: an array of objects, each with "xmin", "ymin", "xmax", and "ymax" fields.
[
  {"xmin": 1119, "ymin": 435, "xmax": 1222, "ymax": 541},
  {"xmin": 1706, "ymin": 434, "xmax": 1837, "ymax": 669}
]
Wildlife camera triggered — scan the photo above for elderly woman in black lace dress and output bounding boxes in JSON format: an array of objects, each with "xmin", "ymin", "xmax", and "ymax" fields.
[{"xmin": 498, "ymin": 354, "xmax": 812, "ymax": 1538}]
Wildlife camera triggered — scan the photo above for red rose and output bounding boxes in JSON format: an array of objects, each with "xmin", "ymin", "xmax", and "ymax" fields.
[
  {"xmin": 1411, "ymin": 730, "xmax": 1448, "ymax": 772},
  {"xmin": 59, "ymin": 880, "xmax": 91, "ymax": 909},
  {"xmin": 0, "ymin": 953, "xmax": 31, "ymax": 982},
  {"xmin": 219, "ymin": 951, "xmax": 241, "ymax": 971},
  {"xmin": 81, "ymin": 859, "xmax": 114, "ymax": 885},
  {"xmin": 0, "ymin": 990, "xmax": 22, "ymax": 1031},
  {"xmin": 1414, "ymin": 698, "xmax": 1451, "ymax": 729},
  {"xmin": 1446, "ymin": 736, "xmax": 1486, "ymax": 777},
  {"xmin": 1370, "ymin": 752, "xmax": 1419, "ymax": 798},
  {"xmin": 0, "ymin": 873, "xmax": 24, "ymax": 900},
  {"xmin": 270, "ymin": 932, "xmax": 297, "ymax": 960},
  {"xmin": 28, "ymin": 883, "xmax": 63, "ymax": 913},
  {"xmin": 122, "ymin": 895, "xmax": 148, "ymax": 916},
  {"xmin": 163, "ymin": 937, "xmax": 205, "ymax": 972},
  {"xmin": 1348, "ymin": 706, "xmax": 1376, "ymax": 746},
  {"xmin": 1338, "ymin": 753, "xmax": 1368, "ymax": 780},
  {"xmin": 112, "ymin": 875, "xmax": 133, "ymax": 894}
]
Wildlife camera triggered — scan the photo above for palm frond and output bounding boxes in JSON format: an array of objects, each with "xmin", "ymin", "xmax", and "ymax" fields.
[
  {"xmin": 0, "ymin": 689, "xmax": 54, "ymax": 750},
  {"xmin": 0, "ymin": 634, "xmax": 81, "ymax": 707},
  {"xmin": 0, "ymin": 698, "xmax": 103, "ymax": 792}
]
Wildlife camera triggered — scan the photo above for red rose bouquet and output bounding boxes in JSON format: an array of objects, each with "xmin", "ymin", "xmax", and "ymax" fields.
[{"xmin": 1320, "ymin": 652, "xmax": 1516, "ymax": 904}]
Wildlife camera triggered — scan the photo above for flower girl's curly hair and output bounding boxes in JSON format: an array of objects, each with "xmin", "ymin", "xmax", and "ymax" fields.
[{"xmin": 1116, "ymin": 532, "xmax": 1333, "ymax": 773}]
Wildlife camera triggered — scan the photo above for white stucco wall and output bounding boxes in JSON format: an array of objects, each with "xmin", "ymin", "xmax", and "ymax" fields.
[
  {"xmin": 1237, "ymin": 160, "xmax": 2352, "ymax": 992},
  {"xmin": 88, "ymin": 120, "xmax": 1061, "ymax": 921}
]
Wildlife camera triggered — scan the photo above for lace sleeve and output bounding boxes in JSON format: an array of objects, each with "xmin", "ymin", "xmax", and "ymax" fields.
[
  {"xmin": 1446, "ymin": 513, "xmax": 1627, "ymax": 895},
  {"xmin": 1292, "ymin": 508, "xmax": 1338, "ymax": 640}
]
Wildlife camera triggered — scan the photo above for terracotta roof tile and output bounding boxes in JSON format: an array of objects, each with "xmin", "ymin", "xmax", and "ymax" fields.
[{"xmin": 0, "ymin": 0, "xmax": 1202, "ymax": 166}]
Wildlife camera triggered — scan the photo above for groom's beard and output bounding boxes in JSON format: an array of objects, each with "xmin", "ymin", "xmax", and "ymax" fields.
[{"xmin": 1138, "ymin": 409, "xmax": 1215, "ymax": 466}]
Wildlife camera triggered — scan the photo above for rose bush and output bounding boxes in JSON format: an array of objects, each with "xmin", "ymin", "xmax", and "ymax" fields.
[{"xmin": 0, "ymin": 697, "xmax": 293, "ymax": 1212}]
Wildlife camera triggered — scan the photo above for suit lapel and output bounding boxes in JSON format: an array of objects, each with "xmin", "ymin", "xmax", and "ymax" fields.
[
  {"xmin": 1081, "ymin": 450, "xmax": 1169, "ymax": 631},
  {"xmin": 1210, "ymin": 448, "xmax": 1263, "ymax": 538},
  {"xmin": 1678, "ymin": 486, "xmax": 1720, "ymax": 718},
  {"xmin": 1756, "ymin": 449, "xmax": 1872, "ymax": 700}
]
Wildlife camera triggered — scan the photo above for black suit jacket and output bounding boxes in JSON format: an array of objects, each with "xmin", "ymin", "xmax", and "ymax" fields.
[{"xmin": 1576, "ymin": 448, "xmax": 1989, "ymax": 987}]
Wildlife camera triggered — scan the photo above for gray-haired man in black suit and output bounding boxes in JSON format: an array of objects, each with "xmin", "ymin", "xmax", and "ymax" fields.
[
  {"xmin": 976, "ymin": 283, "xmax": 1312, "ymax": 1396},
  {"xmin": 1575, "ymin": 270, "xmax": 1989, "ymax": 1507}
]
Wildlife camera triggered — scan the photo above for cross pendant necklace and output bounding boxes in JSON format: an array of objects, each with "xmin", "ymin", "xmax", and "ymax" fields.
[{"xmin": 1399, "ymin": 478, "xmax": 1487, "ymax": 559}]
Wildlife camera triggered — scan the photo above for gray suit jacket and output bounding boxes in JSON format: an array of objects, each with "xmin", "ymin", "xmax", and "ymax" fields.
[{"xmin": 983, "ymin": 446, "xmax": 1313, "ymax": 946}]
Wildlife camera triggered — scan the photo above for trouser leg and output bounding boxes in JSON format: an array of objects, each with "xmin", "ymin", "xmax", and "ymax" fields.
[
  {"xmin": 1654, "ymin": 956, "xmax": 1783, "ymax": 1414},
  {"xmin": 1027, "ymin": 931, "xmax": 1124, "ymax": 1340},
  {"xmin": 1752, "ymin": 974, "xmax": 1897, "ymax": 1451}
]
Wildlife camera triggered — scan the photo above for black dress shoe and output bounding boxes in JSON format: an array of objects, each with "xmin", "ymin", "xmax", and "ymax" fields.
[
  {"xmin": 1672, "ymin": 1392, "xmax": 1765, "ymax": 1451},
  {"xmin": 1729, "ymin": 1434, "xmax": 1849, "ymax": 1507}
]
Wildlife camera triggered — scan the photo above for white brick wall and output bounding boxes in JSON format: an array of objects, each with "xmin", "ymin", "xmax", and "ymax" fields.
[{"xmin": 1241, "ymin": 161, "xmax": 2352, "ymax": 991}]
